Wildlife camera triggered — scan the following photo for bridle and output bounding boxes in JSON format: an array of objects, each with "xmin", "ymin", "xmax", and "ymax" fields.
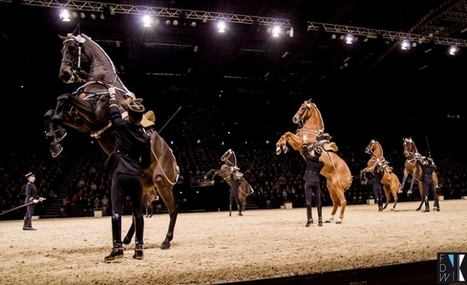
[
  {"xmin": 403, "ymin": 138, "xmax": 419, "ymax": 159},
  {"xmin": 294, "ymin": 101, "xmax": 324, "ymax": 137},
  {"xmin": 365, "ymin": 140, "xmax": 376, "ymax": 155},
  {"xmin": 61, "ymin": 34, "xmax": 90, "ymax": 83},
  {"xmin": 221, "ymin": 149, "xmax": 237, "ymax": 167}
]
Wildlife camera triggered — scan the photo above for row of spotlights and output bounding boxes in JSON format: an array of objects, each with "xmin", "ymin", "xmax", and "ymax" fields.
[{"xmin": 337, "ymin": 33, "xmax": 460, "ymax": 56}]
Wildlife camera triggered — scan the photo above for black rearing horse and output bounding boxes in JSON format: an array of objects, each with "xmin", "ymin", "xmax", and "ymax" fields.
[{"xmin": 45, "ymin": 24, "xmax": 180, "ymax": 250}]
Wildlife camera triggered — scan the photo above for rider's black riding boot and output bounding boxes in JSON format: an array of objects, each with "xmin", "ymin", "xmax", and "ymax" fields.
[
  {"xmin": 229, "ymin": 205, "xmax": 232, "ymax": 217},
  {"xmin": 305, "ymin": 206, "xmax": 313, "ymax": 227},
  {"xmin": 422, "ymin": 196, "xmax": 430, "ymax": 212},
  {"xmin": 317, "ymin": 205, "xmax": 323, "ymax": 227},
  {"xmin": 133, "ymin": 214, "xmax": 144, "ymax": 260},
  {"xmin": 377, "ymin": 199, "xmax": 383, "ymax": 211},
  {"xmin": 104, "ymin": 213, "xmax": 124, "ymax": 262},
  {"xmin": 237, "ymin": 204, "xmax": 242, "ymax": 216}
]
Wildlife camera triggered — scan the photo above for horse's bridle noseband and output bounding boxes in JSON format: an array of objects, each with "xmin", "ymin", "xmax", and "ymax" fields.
[{"xmin": 61, "ymin": 35, "xmax": 88, "ymax": 82}]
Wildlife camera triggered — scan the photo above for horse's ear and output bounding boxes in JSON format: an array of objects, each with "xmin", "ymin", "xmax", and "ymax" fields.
[
  {"xmin": 58, "ymin": 34, "xmax": 67, "ymax": 41},
  {"xmin": 72, "ymin": 24, "xmax": 81, "ymax": 36}
]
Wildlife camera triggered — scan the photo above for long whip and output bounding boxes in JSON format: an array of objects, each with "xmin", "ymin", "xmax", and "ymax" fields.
[
  {"xmin": 158, "ymin": 106, "xmax": 182, "ymax": 134},
  {"xmin": 426, "ymin": 136, "xmax": 432, "ymax": 157},
  {"xmin": 0, "ymin": 198, "xmax": 46, "ymax": 217}
]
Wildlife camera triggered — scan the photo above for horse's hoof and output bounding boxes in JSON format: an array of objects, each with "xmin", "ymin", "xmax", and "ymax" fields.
[
  {"xmin": 276, "ymin": 148, "xmax": 282, "ymax": 155},
  {"xmin": 325, "ymin": 220, "xmax": 332, "ymax": 223},
  {"xmin": 54, "ymin": 129, "xmax": 67, "ymax": 143},
  {"xmin": 415, "ymin": 208, "xmax": 421, "ymax": 211},
  {"xmin": 397, "ymin": 190, "xmax": 403, "ymax": 194},
  {"xmin": 336, "ymin": 220, "xmax": 342, "ymax": 224},
  {"xmin": 160, "ymin": 243, "xmax": 171, "ymax": 250},
  {"xmin": 122, "ymin": 237, "xmax": 131, "ymax": 245},
  {"xmin": 50, "ymin": 143, "xmax": 63, "ymax": 158}
]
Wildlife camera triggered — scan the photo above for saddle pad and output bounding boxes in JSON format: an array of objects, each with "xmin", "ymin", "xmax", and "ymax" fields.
[{"xmin": 323, "ymin": 142, "xmax": 338, "ymax": 152}]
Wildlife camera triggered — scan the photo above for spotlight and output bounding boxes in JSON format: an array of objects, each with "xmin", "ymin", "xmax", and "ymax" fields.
[
  {"xmin": 143, "ymin": 15, "xmax": 152, "ymax": 27},
  {"xmin": 165, "ymin": 19, "xmax": 171, "ymax": 25},
  {"xmin": 60, "ymin": 9, "xmax": 71, "ymax": 22},
  {"xmin": 190, "ymin": 21, "xmax": 197, "ymax": 27},
  {"xmin": 345, "ymin": 34, "xmax": 354, "ymax": 44},
  {"xmin": 272, "ymin": 26, "xmax": 280, "ymax": 37},
  {"xmin": 401, "ymin": 39, "xmax": 410, "ymax": 50},
  {"xmin": 449, "ymin": 46, "xmax": 458, "ymax": 55},
  {"xmin": 217, "ymin": 21, "xmax": 225, "ymax": 33}
]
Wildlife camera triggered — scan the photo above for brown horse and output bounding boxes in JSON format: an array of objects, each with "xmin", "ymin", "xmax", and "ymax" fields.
[
  {"xmin": 360, "ymin": 140, "xmax": 401, "ymax": 210},
  {"xmin": 276, "ymin": 99, "xmax": 353, "ymax": 224},
  {"xmin": 401, "ymin": 137, "xmax": 440, "ymax": 211},
  {"xmin": 45, "ymin": 25, "xmax": 179, "ymax": 249},
  {"xmin": 204, "ymin": 149, "xmax": 254, "ymax": 216}
]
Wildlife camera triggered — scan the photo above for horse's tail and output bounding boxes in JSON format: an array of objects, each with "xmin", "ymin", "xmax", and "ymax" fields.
[{"xmin": 344, "ymin": 176, "xmax": 353, "ymax": 192}]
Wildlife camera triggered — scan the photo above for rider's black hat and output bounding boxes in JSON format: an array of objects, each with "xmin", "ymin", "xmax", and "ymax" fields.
[
  {"xmin": 25, "ymin": 172, "xmax": 35, "ymax": 179},
  {"xmin": 127, "ymin": 101, "xmax": 145, "ymax": 118}
]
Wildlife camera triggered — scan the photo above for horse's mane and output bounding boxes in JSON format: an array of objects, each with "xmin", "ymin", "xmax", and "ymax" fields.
[
  {"xmin": 78, "ymin": 33, "xmax": 131, "ymax": 94},
  {"xmin": 308, "ymin": 101, "xmax": 325, "ymax": 132},
  {"xmin": 375, "ymin": 141, "xmax": 384, "ymax": 158}
]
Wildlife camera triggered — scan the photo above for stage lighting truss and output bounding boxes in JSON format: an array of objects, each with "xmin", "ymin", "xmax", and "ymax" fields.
[{"xmin": 3, "ymin": 0, "xmax": 467, "ymax": 47}]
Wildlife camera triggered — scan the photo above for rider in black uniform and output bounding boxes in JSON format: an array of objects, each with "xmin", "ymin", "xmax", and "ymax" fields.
[{"xmin": 104, "ymin": 89, "xmax": 152, "ymax": 262}]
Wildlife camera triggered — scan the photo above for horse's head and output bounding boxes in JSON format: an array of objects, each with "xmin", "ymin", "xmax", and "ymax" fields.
[
  {"xmin": 402, "ymin": 137, "xmax": 416, "ymax": 157},
  {"xmin": 58, "ymin": 24, "xmax": 87, "ymax": 83},
  {"xmin": 291, "ymin": 98, "xmax": 325, "ymax": 131},
  {"xmin": 365, "ymin": 139, "xmax": 377, "ymax": 155},
  {"xmin": 221, "ymin": 149, "xmax": 237, "ymax": 166}
]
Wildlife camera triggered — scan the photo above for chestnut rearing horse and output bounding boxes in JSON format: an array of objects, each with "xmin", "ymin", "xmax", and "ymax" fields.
[
  {"xmin": 204, "ymin": 149, "xmax": 254, "ymax": 216},
  {"xmin": 401, "ymin": 137, "xmax": 439, "ymax": 211},
  {"xmin": 276, "ymin": 99, "xmax": 353, "ymax": 224},
  {"xmin": 360, "ymin": 140, "xmax": 401, "ymax": 210},
  {"xmin": 44, "ymin": 25, "xmax": 179, "ymax": 249}
]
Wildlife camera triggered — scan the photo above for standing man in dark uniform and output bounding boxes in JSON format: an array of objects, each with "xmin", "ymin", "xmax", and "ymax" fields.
[
  {"xmin": 228, "ymin": 167, "xmax": 242, "ymax": 217},
  {"xmin": 302, "ymin": 143, "xmax": 325, "ymax": 227},
  {"xmin": 416, "ymin": 156, "xmax": 439, "ymax": 212},
  {"xmin": 370, "ymin": 162, "xmax": 385, "ymax": 211},
  {"xmin": 104, "ymin": 88, "xmax": 152, "ymax": 262},
  {"xmin": 23, "ymin": 172, "xmax": 40, "ymax": 230}
]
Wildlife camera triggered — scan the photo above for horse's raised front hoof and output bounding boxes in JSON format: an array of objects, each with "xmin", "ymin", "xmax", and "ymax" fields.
[
  {"xmin": 54, "ymin": 127, "xmax": 67, "ymax": 143},
  {"xmin": 160, "ymin": 242, "xmax": 171, "ymax": 250},
  {"xmin": 275, "ymin": 147, "xmax": 282, "ymax": 155},
  {"xmin": 397, "ymin": 189, "xmax": 403, "ymax": 194},
  {"xmin": 282, "ymin": 146, "xmax": 289, "ymax": 154},
  {"xmin": 50, "ymin": 142, "xmax": 63, "ymax": 158}
]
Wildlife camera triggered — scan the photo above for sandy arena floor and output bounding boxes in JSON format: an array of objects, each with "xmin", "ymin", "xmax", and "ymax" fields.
[{"xmin": 0, "ymin": 200, "xmax": 466, "ymax": 285}]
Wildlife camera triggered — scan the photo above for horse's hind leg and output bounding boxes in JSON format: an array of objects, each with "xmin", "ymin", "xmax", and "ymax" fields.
[
  {"xmin": 325, "ymin": 189, "xmax": 339, "ymax": 223},
  {"xmin": 336, "ymin": 190, "xmax": 347, "ymax": 224},
  {"xmin": 156, "ymin": 177, "xmax": 179, "ymax": 250}
]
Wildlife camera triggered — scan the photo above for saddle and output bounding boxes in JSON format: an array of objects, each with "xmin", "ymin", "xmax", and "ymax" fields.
[{"xmin": 314, "ymin": 132, "xmax": 338, "ymax": 152}]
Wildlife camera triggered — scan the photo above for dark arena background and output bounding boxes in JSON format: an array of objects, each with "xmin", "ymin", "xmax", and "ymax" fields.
[{"xmin": 1, "ymin": 1, "xmax": 467, "ymax": 284}]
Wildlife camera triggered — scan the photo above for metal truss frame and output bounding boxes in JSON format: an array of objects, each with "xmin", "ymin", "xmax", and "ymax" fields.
[
  {"xmin": 2, "ymin": 0, "xmax": 467, "ymax": 47},
  {"xmin": 307, "ymin": 22, "xmax": 467, "ymax": 47}
]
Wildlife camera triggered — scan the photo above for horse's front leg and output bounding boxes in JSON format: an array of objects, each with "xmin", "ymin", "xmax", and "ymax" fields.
[
  {"xmin": 44, "ymin": 109, "xmax": 64, "ymax": 158},
  {"xmin": 204, "ymin": 169, "xmax": 219, "ymax": 185},
  {"xmin": 276, "ymin": 132, "xmax": 302, "ymax": 155},
  {"xmin": 399, "ymin": 170, "xmax": 409, "ymax": 194}
]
